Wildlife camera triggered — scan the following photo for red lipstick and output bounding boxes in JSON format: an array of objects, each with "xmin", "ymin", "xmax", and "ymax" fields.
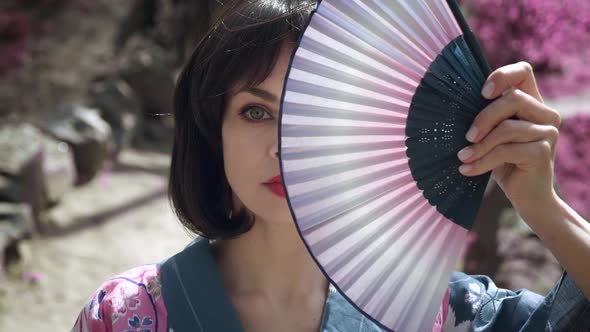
[{"xmin": 264, "ymin": 175, "xmax": 286, "ymax": 198}]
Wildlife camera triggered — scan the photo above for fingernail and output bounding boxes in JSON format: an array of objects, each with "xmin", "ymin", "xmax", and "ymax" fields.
[
  {"xmin": 466, "ymin": 126, "xmax": 479, "ymax": 143},
  {"xmin": 459, "ymin": 164, "xmax": 473, "ymax": 174},
  {"xmin": 481, "ymin": 81, "xmax": 495, "ymax": 98},
  {"xmin": 457, "ymin": 147, "xmax": 474, "ymax": 161}
]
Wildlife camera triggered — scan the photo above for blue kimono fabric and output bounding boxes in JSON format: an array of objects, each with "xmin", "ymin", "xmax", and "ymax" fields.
[{"xmin": 160, "ymin": 237, "xmax": 590, "ymax": 331}]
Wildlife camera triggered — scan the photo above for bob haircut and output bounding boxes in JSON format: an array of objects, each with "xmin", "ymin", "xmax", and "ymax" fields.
[{"xmin": 169, "ymin": 0, "xmax": 317, "ymax": 240}]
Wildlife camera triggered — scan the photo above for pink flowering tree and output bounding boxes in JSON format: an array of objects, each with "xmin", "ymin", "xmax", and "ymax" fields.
[
  {"xmin": 461, "ymin": 0, "xmax": 590, "ymax": 97},
  {"xmin": 554, "ymin": 113, "xmax": 590, "ymax": 219}
]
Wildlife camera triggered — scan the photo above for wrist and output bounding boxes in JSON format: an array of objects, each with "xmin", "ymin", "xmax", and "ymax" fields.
[{"xmin": 513, "ymin": 190, "xmax": 563, "ymax": 232}]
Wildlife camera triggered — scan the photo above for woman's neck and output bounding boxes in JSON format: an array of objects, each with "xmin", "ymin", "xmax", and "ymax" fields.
[{"xmin": 211, "ymin": 219, "xmax": 329, "ymax": 306}]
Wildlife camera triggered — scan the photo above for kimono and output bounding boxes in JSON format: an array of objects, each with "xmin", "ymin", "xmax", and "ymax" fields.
[{"xmin": 72, "ymin": 236, "xmax": 590, "ymax": 332}]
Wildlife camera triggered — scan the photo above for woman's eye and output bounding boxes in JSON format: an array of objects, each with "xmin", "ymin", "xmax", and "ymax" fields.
[{"xmin": 241, "ymin": 106, "xmax": 273, "ymax": 121}]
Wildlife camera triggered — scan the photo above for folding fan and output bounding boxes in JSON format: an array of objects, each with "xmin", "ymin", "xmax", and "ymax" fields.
[{"xmin": 279, "ymin": 0, "xmax": 492, "ymax": 331}]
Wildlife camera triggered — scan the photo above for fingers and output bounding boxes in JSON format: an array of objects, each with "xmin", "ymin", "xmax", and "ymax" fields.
[
  {"xmin": 459, "ymin": 140, "xmax": 553, "ymax": 176},
  {"xmin": 467, "ymin": 88, "xmax": 561, "ymax": 143},
  {"xmin": 458, "ymin": 120, "xmax": 559, "ymax": 164},
  {"xmin": 482, "ymin": 61, "xmax": 543, "ymax": 102}
]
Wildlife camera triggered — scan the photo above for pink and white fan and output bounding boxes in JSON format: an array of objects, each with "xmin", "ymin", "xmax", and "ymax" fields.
[{"xmin": 279, "ymin": 0, "xmax": 493, "ymax": 330}]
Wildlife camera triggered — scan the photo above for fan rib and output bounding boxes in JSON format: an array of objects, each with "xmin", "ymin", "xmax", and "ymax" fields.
[
  {"xmin": 282, "ymin": 140, "xmax": 405, "ymax": 160},
  {"xmin": 282, "ymin": 124, "xmax": 405, "ymax": 137},
  {"xmin": 409, "ymin": 96, "xmax": 479, "ymax": 120},
  {"xmin": 391, "ymin": 223, "xmax": 466, "ymax": 331},
  {"xmin": 299, "ymin": 34, "xmax": 419, "ymax": 91},
  {"xmin": 283, "ymin": 102, "xmax": 406, "ymax": 125},
  {"xmin": 320, "ymin": 190, "xmax": 427, "ymax": 274},
  {"xmin": 300, "ymin": 175, "xmax": 406, "ymax": 236},
  {"xmin": 412, "ymin": 0, "xmax": 454, "ymax": 46},
  {"xmin": 346, "ymin": 0, "xmax": 438, "ymax": 61},
  {"xmin": 351, "ymin": 206, "xmax": 441, "ymax": 308},
  {"xmin": 332, "ymin": 204, "xmax": 434, "ymax": 304},
  {"xmin": 286, "ymin": 80, "xmax": 410, "ymax": 114},
  {"xmin": 441, "ymin": 42, "xmax": 484, "ymax": 90},
  {"xmin": 427, "ymin": 0, "xmax": 462, "ymax": 37},
  {"xmin": 292, "ymin": 169, "xmax": 412, "ymax": 229},
  {"xmin": 310, "ymin": 183, "xmax": 418, "ymax": 257},
  {"xmin": 288, "ymin": 68, "xmax": 411, "ymax": 109},
  {"xmin": 292, "ymin": 55, "xmax": 414, "ymax": 103},
  {"xmin": 316, "ymin": 4, "xmax": 427, "ymax": 77},
  {"xmin": 366, "ymin": 0, "xmax": 443, "ymax": 56},
  {"xmin": 377, "ymin": 220, "xmax": 453, "ymax": 324},
  {"xmin": 364, "ymin": 214, "xmax": 447, "ymax": 328},
  {"xmin": 284, "ymin": 151, "xmax": 407, "ymax": 185}
]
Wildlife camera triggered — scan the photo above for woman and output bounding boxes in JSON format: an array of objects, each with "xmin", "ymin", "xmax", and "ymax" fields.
[{"xmin": 73, "ymin": 0, "xmax": 590, "ymax": 331}]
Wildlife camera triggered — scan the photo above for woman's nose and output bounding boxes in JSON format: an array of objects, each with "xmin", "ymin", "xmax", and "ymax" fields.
[{"xmin": 271, "ymin": 137, "xmax": 279, "ymax": 159}]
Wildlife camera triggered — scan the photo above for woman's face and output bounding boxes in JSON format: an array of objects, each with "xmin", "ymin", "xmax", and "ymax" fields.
[{"xmin": 222, "ymin": 42, "xmax": 295, "ymax": 225}]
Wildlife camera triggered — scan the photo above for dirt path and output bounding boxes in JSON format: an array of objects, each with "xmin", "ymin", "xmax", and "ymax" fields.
[{"xmin": 0, "ymin": 149, "xmax": 189, "ymax": 331}]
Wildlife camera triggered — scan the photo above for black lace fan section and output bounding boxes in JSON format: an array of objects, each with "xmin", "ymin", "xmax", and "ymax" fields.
[{"xmin": 405, "ymin": 36, "xmax": 492, "ymax": 230}]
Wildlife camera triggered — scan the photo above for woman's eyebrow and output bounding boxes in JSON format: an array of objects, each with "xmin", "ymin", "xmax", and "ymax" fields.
[{"xmin": 239, "ymin": 87, "xmax": 278, "ymax": 103}]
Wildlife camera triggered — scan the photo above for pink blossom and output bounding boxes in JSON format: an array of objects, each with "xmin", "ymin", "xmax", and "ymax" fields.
[
  {"xmin": 554, "ymin": 113, "xmax": 590, "ymax": 218},
  {"xmin": 461, "ymin": 0, "xmax": 590, "ymax": 97}
]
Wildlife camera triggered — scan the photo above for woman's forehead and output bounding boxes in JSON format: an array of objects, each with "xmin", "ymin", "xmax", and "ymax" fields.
[{"xmin": 230, "ymin": 43, "xmax": 295, "ymax": 96}]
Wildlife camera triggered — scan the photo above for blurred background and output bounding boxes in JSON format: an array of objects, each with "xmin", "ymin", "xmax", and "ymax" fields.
[{"xmin": 0, "ymin": 1, "xmax": 589, "ymax": 330}]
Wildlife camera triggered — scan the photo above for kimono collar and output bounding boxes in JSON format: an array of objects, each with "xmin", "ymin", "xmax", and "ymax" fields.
[{"xmin": 159, "ymin": 237, "xmax": 379, "ymax": 331}]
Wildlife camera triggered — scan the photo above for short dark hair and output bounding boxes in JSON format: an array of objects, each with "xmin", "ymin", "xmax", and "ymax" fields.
[{"xmin": 169, "ymin": 0, "xmax": 317, "ymax": 240}]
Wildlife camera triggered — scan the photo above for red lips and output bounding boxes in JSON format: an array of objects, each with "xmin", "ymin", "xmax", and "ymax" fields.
[
  {"xmin": 264, "ymin": 175, "xmax": 285, "ymax": 198},
  {"xmin": 265, "ymin": 175, "xmax": 282, "ymax": 184}
]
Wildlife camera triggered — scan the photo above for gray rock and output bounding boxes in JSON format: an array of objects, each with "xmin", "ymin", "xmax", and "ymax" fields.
[
  {"xmin": 0, "ymin": 203, "xmax": 34, "ymax": 268},
  {"xmin": 117, "ymin": 36, "xmax": 176, "ymax": 117},
  {"xmin": 0, "ymin": 123, "xmax": 42, "ymax": 177},
  {"xmin": 0, "ymin": 124, "xmax": 46, "ymax": 224},
  {"xmin": 45, "ymin": 105, "xmax": 114, "ymax": 185},
  {"xmin": 91, "ymin": 79, "xmax": 141, "ymax": 158},
  {"xmin": 0, "ymin": 123, "xmax": 76, "ymax": 225},
  {"xmin": 0, "ymin": 174, "xmax": 23, "ymax": 203},
  {"xmin": 42, "ymin": 136, "xmax": 76, "ymax": 204}
]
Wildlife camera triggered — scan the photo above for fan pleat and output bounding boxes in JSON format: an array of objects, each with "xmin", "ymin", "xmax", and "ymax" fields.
[
  {"xmin": 282, "ymin": 124, "xmax": 405, "ymax": 137},
  {"xmin": 441, "ymin": 42, "xmax": 484, "ymax": 89},
  {"xmin": 284, "ymin": 150, "xmax": 407, "ymax": 184},
  {"xmin": 425, "ymin": 0, "xmax": 462, "ymax": 37},
  {"xmin": 350, "ymin": 206, "xmax": 441, "ymax": 306},
  {"xmin": 291, "ymin": 56, "xmax": 414, "ymax": 103},
  {"xmin": 295, "ymin": 47, "xmax": 415, "ymax": 97},
  {"xmin": 364, "ymin": 216, "xmax": 463, "ymax": 330},
  {"xmin": 375, "ymin": 218, "xmax": 450, "ymax": 323},
  {"xmin": 290, "ymin": 168, "xmax": 412, "ymax": 224},
  {"xmin": 409, "ymin": 98, "xmax": 475, "ymax": 120},
  {"xmin": 362, "ymin": 0, "xmax": 444, "ymax": 56},
  {"xmin": 282, "ymin": 141, "xmax": 403, "ymax": 160},
  {"xmin": 297, "ymin": 173, "xmax": 414, "ymax": 232},
  {"xmin": 436, "ymin": 176, "xmax": 486, "ymax": 217},
  {"xmin": 288, "ymin": 68, "xmax": 412, "ymax": 107},
  {"xmin": 317, "ymin": 188, "xmax": 426, "ymax": 267},
  {"xmin": 316, "ymin": 4, "xmax": 428, "ymax": 76},
  {"xmin": 410, "ymin": 1, "xmax": 454, "ymax": 45},
  {"xmin": 424, "ymin": 66, "xmax": 482, "ymax": 108},
  {"xmin": 320, "ymin": 193, "xmax": 435, "ymax": 296},
  {"xmin": 301, "ymin": 28, "xmax": 419, "ymax": 90},
  {"xmin": 419, "ymin": 73, "xmax": 484, "ymax": 112},
  {"xmin": 333, "ymin": 0, "xmax": 437, "ymax": 63},
  {"xmin": 285, "ymin": 79, "xmax": 409, "ymax": 113},
  {"xmin": 407, "ymin": 151, "xmax": 459, "ymax": 170},
  {"xmin": 308, "ymin": 183, "xmax": 418, "ymax": 255},
  {"xmin": 383, "ymin": 221, "xmax": 465, "ymax": 331}
]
